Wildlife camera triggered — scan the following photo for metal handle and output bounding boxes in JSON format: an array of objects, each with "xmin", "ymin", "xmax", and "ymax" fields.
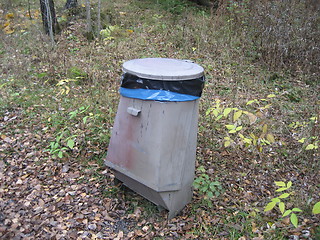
[{"xmin": 127, "ymin": 107, "xmax": 141, "ymax": 116}]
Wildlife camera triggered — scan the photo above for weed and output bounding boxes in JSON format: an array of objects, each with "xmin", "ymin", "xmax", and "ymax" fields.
[
  {"xmin": 68, "ymin": 105, "xmax": 89, "ymax": 120},
  {"xmin": 46, "ymin": 130, "xmax": 77, "ymax": 158},
  {"xmin": 292, "ymin": 116, "xmax": 319, "ymax": 151},
  {"xmin": 193, "ymin": 166, "xmax": 223, "ymax": 201},
  {"xmin": 205, "ymin": 95, "xmax": 277, "ymax": 154},
  {"xmin": 264, "ymin": 181, "xmax": 320, "ymax": 228},
  {"xmin": 264, "ymin": 181, "xmax": 302, "ymax": 228},
  {"xmin": 67, "ymin": 66, "xmax": 88, "ymax": 80}
]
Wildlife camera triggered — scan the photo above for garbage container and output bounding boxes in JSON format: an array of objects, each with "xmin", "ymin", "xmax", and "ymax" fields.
[{"xmin": 105, "ymin": 58, "xmax": 205, "ymax": 218}]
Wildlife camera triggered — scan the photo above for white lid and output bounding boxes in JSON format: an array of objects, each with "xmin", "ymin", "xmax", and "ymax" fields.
[{"xmin": 122, "ymin": 58, "xmax": 204, "ymax": 81}]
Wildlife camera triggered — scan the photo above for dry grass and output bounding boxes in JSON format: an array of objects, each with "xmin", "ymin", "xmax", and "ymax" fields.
[{"xmin": 216, "ymin": 0, "xmax": 320, "ymax": 83}]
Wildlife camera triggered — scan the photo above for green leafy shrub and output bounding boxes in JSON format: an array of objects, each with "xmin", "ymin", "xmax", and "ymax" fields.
[
  {"xmin": 264, "ymin": 181, "xmax": 302, "ymax": 228},
  {"xmin": 291, "ymin": 116, "xmax": 319, "ymax": 151},
  {"xmin": 100, "ymin": 25, "xmax": 131, "ymax": 40},
  {"xmin": 265, "ymin": 181, "xmax": 320, "ymax": 228},
  {"xmin": 193, "ymin": 166, "xmax": 223, "ymax": 199},
  {"xmin": 46, "ymin": 130, "xmax": 77, "ymax": 158},
  {"xmin": 45, "ymin": 106, "xmax": 104, "ymax": 159},
  {"xmin": 205, "ymin": 94, "xmax": 277, "ymax": 154}
]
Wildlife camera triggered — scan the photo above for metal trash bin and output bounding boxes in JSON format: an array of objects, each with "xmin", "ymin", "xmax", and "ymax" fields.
[{"xmin": 105, "ymin": 58, "xmax": 205, "ymax": 218}]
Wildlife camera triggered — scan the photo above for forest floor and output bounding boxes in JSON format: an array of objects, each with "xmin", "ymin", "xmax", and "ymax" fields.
[{"xmin": 0, "ymin": 0, "xmax": 319, "ymax": 239}]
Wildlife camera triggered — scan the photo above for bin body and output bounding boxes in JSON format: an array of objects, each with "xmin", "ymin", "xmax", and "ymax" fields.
[{"xmin": 105, "ymin": 58, "xmax": 204, "ymax": 218}]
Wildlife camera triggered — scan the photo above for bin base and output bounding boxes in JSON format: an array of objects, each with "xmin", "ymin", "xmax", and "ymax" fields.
[{"xmin": 113, "ymin": 170, "xmax": 192, "ymax": 219}]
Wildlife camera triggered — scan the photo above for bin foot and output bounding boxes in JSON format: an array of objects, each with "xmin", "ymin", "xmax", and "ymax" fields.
[{"xmin": 112, "ymin": 170, "xmax": 192, "ymax": 219}]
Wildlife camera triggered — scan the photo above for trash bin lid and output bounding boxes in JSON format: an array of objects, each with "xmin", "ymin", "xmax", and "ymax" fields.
[{"xmin": 122, "ymin": 58, "xmax": 204, "ymax": 81}]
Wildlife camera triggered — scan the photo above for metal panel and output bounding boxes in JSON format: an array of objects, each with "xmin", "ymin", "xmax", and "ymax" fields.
[{"xmin": 106, "ymin": 97, "xmax": 199, "ymax": 193}]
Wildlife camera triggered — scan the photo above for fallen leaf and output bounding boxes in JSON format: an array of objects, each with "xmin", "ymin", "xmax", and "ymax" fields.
[
  {"xmin": 38, "ymin": 198, "xmax": 45, "ymax": 207},
  {"xmin": 3, "ymin": 25, "xmax": 15, "ymax": 34},
  {"xmin": 114, "ymin": 231, "xmax": 123, "ymax": 240},
  {"xmin": 142, "ymin": 225, "xmax": 149, "ymax": 232},
  {"xmin": 16, "ymin": 179, "xmax": 23, "ymax": 185},
  {"xmin": 62, "ymin": 165, "xmax": 70, "ymax": 173},
  {"xmin": 2, "ymin": 136, "xmax": 12, "ymax": 143},
  {"xmin": 88, "ymin": 224, "xmax": 97, "ymax": 230},
  {"xmin": 103, "ymin": 214, "xmax": 115, "ymax": 222},
  {"xmin": 5, "ymin": 13, "xmax": 14, "ymax": 19},
  {"xmin": 252, "ymin": 237, "xmax": 264, "ymax": 240}
]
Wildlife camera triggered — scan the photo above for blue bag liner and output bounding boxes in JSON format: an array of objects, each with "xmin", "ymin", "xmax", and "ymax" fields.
[
  {"xmin": 120, "ymin": 87, "xmax": 200, "ymax": 102},
  {"xmin": 120, "ymin": 73, "xmax": 205, "ymax": 102}
]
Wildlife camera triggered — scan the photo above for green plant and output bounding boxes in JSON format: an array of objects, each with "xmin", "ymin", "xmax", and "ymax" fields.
[
  {"xmin": 45, "ymin": 105, "xmax": 105, "ymax": 159},
  {"xmin": 298, "ymin": 136, "xmax": 319, "ymax": 150},
  {"xmin": 70, "ymin": 105, "xmax": 101, "ymax": 125},
  {"xmin": 290, "ymin": 115, "xmax": 319, "ymax": 151},
  {"xmin": 67, "ymin": 66, "xmax": 88, "ymax": 80},
  {"xmin": 100, "ymin": 25, "xmax": 120, "ymax": 40},
  {"xmin": 206, "ymin": 95, "xmax": 277, "ymax": 153},
  {"xmin": 47, "ymin": 130, "xmax": 77, "ymax": 158},
  {"xmin": 100, "ymin": 25, "xmax": 133, "ymax": 41},
  {"xmin": 193, "ymin": 166, "xmax": 223, "ymax": 199},
  {"xmin": 69, "ymin": 105, "xmax": 89, "ymax": 119},
  {"xmin": 313, "ymin": 202, "xmax": 320, "ymax": 215},
  {"xmin": 264, "ymin": 181, "xmax": 302, "ymax": 228},
  {"xmin": 265, "ymin": 181, "xmax": 320, "ymax": 229}
]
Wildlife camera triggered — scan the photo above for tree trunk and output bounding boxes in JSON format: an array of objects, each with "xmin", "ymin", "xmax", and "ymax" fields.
[
  {"xmin": 65, "ymin": 0, "xmax": 78, "ymax": 9},
  {"xmin": 39, "ymin": 0, "xmax": 59, "ymax": 40},
  {"xmin": 97, "ymin": 0, "xmax": 101, "ymax": 37},
  {"xmin": 27, "ymin": 0, "xmax": 32, "ymax": 19},
  {"xmin": 84, "ymin": 0, "xmax": 93, "ymax": 40}
]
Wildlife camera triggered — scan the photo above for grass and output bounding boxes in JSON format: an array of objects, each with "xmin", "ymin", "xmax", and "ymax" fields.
[{"xmin": 1, "ymin": 0, "xmax": 319, "ymax": 238}]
